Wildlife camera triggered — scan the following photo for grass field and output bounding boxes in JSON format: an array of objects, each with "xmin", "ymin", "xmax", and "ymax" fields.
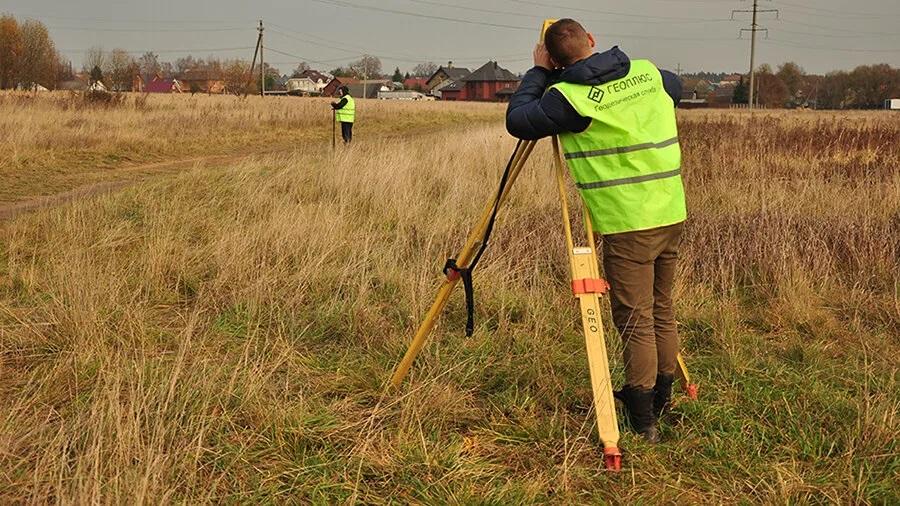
[
  {"xmin": 1, "ymin": 93, "xmax": 898, "ymax": 504},
  {"xmin": 0, "ymin": 93, "xmax": 502, "ymax": 204}
]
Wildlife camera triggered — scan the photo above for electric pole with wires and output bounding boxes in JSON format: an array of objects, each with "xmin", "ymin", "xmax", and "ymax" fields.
[
  {"xmin": 733, "ymin": 0, "xmax": 778, "ymax": 109},
  {"xmin": 259, "ymin": 20, "xmax": 265, "ymax": 97},
  {"xmin": 244, "ymin": 21, "xmax": 263, "ymax": 97}
]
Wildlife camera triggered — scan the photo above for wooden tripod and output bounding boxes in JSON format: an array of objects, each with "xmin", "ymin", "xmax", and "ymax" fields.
[{"xmin": 388, "ymin": 136, "xmax": 697, "ymax": 472}]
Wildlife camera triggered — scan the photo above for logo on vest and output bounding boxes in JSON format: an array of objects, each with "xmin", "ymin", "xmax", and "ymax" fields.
[{"xmin": 587, "ymin": 86, "xmax": 604, "ymax": 104}]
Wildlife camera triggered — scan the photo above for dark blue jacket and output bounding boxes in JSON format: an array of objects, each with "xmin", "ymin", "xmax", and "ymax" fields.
[{"xmin": 506, "ymin": 47, "xmax": 682, "ymax": 140}]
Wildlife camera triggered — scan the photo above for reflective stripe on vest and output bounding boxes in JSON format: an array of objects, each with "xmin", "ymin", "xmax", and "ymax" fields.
[
  {"xmin": 550, "ymin": 59, "xmax": 686, "ymax": 235},
  {"xmin": 335, "ymin": 95, "xmax": 355, "ymax": 123}
]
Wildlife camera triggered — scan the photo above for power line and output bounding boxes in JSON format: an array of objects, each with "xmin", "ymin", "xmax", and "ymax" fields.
[
  {"xmin": 301, "ymin": 0, "xmax": 741, "ymax": 42},
  {"xmin": 399, "ymin": 0, "xmax": 735, "ymax": 25},
  {"xmin": 775, "ymin": 1, "xmax": 900, "ymax": 19},
  {"xmin": 59, "ymin": 47, "xmax": 255, "ymax": 55},
  {"xmin": 47, "ymin": 25, "xmax": 249, "ymax": 33},
  {"xmin": 763, "ymin": 39, "xmax": 900, "ymax": 54},
  {"xmin": 8, "ymin": 12, "xmax": 247, "ymax": 24},
  {"xmin": 265, "ymin": 24, "xmax": 588, "ymax": 66},
  {"xmin": 496, "ymin": 0, "xmax": 733, "ymax": 21},
  {"xmin": 306, "ymin": 0, "xmax": 535, "ymax": 31},
  {"xmin": 776, "ymin": 18, "xmax": 897, "ymax": 37},
  {"xmin": 774, "ymin": 27, "xmax": 900, "ymax": 39}
]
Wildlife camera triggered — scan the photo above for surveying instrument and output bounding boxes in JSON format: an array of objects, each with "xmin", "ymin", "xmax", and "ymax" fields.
[{"xmin": 389, "ymin": 20, "xmax": 697, "ymax": 471}]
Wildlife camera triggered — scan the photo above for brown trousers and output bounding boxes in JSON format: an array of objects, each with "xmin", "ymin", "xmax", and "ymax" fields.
[{"xmin": 601, "ymin": 222, "xmax": 683, "ymax": 390}]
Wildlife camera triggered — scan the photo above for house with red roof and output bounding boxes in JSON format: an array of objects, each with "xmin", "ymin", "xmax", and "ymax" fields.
[
  {"xmin": 322, "ymin": 76, "xmax": 359, "ymax": 97},
  {"xmin": 438, "ymin": 61, "xmax": 520, "ymax": 102},
  {"xmin": 145, "ymin": 76, "xmax": 184, "ymax": 93},
  {"xmin": 403, "ymin": 77, "xmax": 428, "ymax": 91}
]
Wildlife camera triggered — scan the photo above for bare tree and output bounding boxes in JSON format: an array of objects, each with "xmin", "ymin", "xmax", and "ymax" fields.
[
  {"xmin": 85, "ymin": 46, "xmax": 106, "ymax": 75},
  {"xmin": 19, "ymin": 19, "xmax": 57, "ymax": 90},
  {"xmin": 175, "ymin": 55, "xmax": 205, "ymax": 75},
  {"xmin": 411, "ymin": 61, "xmax": 437, "ymax": 78},
  {"xmin": 291, "ymin": 61, "xmax": 310, "ymax": 78},
  {"xmin": 105, "ymin": 48, "xmax": 135, "ymax": 91},
  {"xmin": 159, "ymin": 60, "xmax": 174, "ymax": 79},
  {"xmin": 222, "ymin": 58, "xmax": 250, "ymax": 94},
  {"xmin": 55, "ymin": 54, "xmax": 74, "ymax": 84},
  {"xmin": 0, "ymin": 15, "xmax": 22, "ymax": 89},
  {"xmin": 139, "ymin": 51, "xmax": 160, "ymax": 82},
  {"xmin": 350, "ymin": 54, "xmax": 382, "ymax": 79}
]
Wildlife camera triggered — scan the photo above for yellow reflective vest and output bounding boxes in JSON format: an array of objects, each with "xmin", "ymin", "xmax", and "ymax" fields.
[
  {"xmin": 335, "ymin": 95, "xmax": 355, "ymax": 123},
  {"xmin": 550, "ymin": 59, "xmax": 686, "ymax": 235}
]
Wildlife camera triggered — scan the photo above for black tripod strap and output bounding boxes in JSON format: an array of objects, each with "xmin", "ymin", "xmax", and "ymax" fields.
[{"xmin": 444, "ymin": 139, "xmax": 523, "ymax": 337}]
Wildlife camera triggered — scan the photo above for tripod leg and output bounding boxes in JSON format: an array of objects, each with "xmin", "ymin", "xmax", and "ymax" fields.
[
  {"xmin": 571, "ymin": 249, "xmax": 621, "ymax": 471},
  {"xmin": 552, "ymin": 137, "xmax": 620, "ymax": 470},
  {"xmin": 390, "ymin": 140, "xmax": 537, "ymax": 388},
  {"xmin": 675, "ymin": 353, "xmax": 698, "ymax": 400}
]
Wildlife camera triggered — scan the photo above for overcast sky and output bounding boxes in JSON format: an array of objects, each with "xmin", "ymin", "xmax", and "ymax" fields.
[{"xmin": 5, "ymin": 0, "xmax": 899, "ymax": 75}]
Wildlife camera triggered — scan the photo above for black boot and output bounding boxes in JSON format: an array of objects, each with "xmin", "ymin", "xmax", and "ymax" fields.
[
  {"xmin": 653, "ymin": 374, "xmax": 675, "ymax": 419},
  {"xmin": 614, "ymin": 385, "xmax": 659, "ymax": 443}
]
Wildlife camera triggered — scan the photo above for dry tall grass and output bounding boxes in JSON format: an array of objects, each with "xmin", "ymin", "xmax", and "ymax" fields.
[
  {"xmin": 0, "ymin": 92, "xmax": 503, "ymax": 203},
  {"xmin": 0, "ymin": 99, "xmax": 898, "ymax": 503}
]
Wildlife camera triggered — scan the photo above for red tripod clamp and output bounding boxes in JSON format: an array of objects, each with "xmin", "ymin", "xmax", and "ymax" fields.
[{"xmin": 571, "ymin": 277, "xmax": 610, "ymax": 296}]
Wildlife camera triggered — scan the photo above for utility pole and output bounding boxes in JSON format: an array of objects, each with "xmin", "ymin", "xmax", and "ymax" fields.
[
  {"xmin": 675, "ymin": 63, "xmax": 683, "ymax": 77},
  {"xmin": 733, "ymin": 0, "xmax": 778, "ymax": 110},
  {"xmin": 244, "ymin": 21, "xmax": 263, "ymax": 97},
  {"xmin": 258, "ymin": 20, "xmax": 265, "ymax": 97}
]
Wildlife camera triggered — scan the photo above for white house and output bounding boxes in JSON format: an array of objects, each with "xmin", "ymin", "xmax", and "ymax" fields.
[
  {"xmin": 286, "ymin": 77, "xmax": 320, "ymax": 95},
  {"xmin": 378, "ymin": 90, "xmax": 430, "ymax": 100}
]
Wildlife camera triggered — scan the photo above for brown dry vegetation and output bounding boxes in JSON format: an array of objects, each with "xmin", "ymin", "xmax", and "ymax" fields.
[
  {"xmin": 0, "ymin": 94, "xmax": 898, "ymax": 504},
  {"xmin": 0, "ymin": 92, "xmax": 502, "ymax": 203}
]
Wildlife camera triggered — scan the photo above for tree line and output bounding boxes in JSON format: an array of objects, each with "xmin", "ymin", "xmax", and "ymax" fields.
[
  {"xmin": 2, "ymin": 13, "xmax": 895, "ymax": 105},
  {"xmin": 0, "ymin": 15, "xmax": 68, "ymax": 90},
  {"xmin": 683, "ymin": 62, "xmax": 899, "ymax": 109}
]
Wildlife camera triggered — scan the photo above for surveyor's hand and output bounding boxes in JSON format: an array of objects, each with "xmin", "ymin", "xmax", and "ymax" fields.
[{"xmin": 533, "ymin": 43, "xmax": 552, "ymax": 70}]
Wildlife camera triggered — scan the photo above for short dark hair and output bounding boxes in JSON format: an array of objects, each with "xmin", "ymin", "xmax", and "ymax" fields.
[
  {"xmin": 544, "ymin": 19, "xmax": 590, "ymax": 67},
  {"xmin": 339, "ymin": 85, "xmax": 350, "ymax": 96}
]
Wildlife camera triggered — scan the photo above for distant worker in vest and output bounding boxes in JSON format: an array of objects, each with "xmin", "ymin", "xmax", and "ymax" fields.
[
  {"xmin": 331, "ymin": 85, "xmax": 355, "ymax": 144},
  {"xmin": 506, "ymin": 19, "xmax": 684, "ymax": 443}
]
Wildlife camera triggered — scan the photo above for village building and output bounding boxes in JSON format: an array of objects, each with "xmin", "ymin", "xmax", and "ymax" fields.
[
  {"xmin": 322, "ymin": 76, "xmax": 359, "ymax": 97},
  {"xmin": 145, "ymin": 76, "xmax": 184, "ymax": 93},
  {"xmin": 346, "ymin": 80, "xmax": 394, "ymax": 99},
  {"xmin": 403, "ymin": 77, "xmax": 428, "ymax": 91},
  {"xmin": 296, "ymin": 69, "xmax": 331, "ymax": 92},
  {"xmin": 378, "ymin": 90, "xmax": 430, "ymax": 100},
  {"xmin": 707, "ymin": 83, "xmax": 738, "ymax": 107},
  {"xmin": 286, "ymin": 77, "xmax": 320, "ymax": 96},
  {"xmin": 435, "ymin": 79, "xmax": 464, "ymax": 100},
  {"xmin": 425, "ymin": 64, "xmax": 471, "ymax": 92},
  {"xmin": 178, "ymin": 69, "xmax": 226, "ymax": 94},
  {"xmin": 720, "ymin": 73, "xmax": 743, "ymax": 86},
  {"xmin": 438, "ymin": 61, "xmax": 520, "ymax": 102}
]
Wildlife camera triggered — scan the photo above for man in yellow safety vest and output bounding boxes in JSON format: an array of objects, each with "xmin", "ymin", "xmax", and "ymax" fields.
[
  {"xmin": 506, "ymin": 19, "xmax": 685, "ymax": 443},
  {"xmin": 331, "ymin": 85, "xmax": 355, "ymax": 144}
]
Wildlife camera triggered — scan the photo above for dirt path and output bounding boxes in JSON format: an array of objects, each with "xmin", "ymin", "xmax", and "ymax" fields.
[
  {"xmin": 0, "ymin": 120, "xmax": 503, "ymax": 222},
  {"xmin": 0, "ymin": 149, "xmax": 294, "ymax": 221}
]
